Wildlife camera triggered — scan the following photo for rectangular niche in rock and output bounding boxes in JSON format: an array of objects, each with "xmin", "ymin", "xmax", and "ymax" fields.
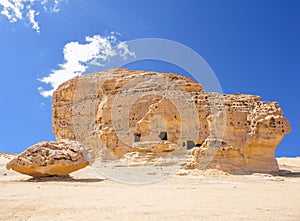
[
  {"xmin": 159, "ymin": 132, "xmax": 168, "ymax": 141},
  {"xmin": 134, "ymin": 133, "xmax": 141, "ymax": 142},
  {"xmin": 187, "ymin": 140, "xmax": 195, "ymax": 150}
]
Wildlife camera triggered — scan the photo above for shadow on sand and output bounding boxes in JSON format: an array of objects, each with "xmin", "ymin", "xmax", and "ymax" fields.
[
  {"xmin": 278, "ymin": 170, "xmax": 300, "ymax": 178},
  {"xmin": 22, "ymin": 176, "xmax": 106, "ymax": 183}
]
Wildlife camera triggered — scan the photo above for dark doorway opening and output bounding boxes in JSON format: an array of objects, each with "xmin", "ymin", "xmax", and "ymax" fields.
[
  {"xmin": 134, "ymin": 133, "xmax": 141, "ymax": 142},
  {"xmin": 187, "ymin": 140, "xmax": 195, "ymax": 150},
  {"xmin": 159, "ymin": 132, "xmax": 168, "ymax": 141}
]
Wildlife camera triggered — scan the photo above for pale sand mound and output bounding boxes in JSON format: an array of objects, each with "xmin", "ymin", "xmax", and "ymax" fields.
[{"xmin": 0, "ymin": 153, "xmax": 299, "ymax": 221}]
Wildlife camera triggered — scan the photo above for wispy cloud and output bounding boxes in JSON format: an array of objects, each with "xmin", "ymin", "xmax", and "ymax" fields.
[
  {"xmin": 0, "ymin": 0, "xmax": 65, "ymax": 32},
  {"xmin": 41, "ymin": 0, "xmax": 62, "ymax": 13},
  {"xmin": 27, "ymin": 8, "xmax": 39, "ymax": 33},
  {"xmin": 38, "ymin": 32, "xmax": 136, "ymax": 97}
]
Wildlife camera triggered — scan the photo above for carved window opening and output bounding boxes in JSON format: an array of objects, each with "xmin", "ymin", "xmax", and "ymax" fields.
[
  {"xmin": 159, "ymin": 132, "xmax": 168, "ymax": 141},
  {"xmin": 134, "ymin": 133, "xmax": 141, "ymax": 142},
  {"xmin": 269, "ymin": 118, "xmax": 276, "ymax": 128}
]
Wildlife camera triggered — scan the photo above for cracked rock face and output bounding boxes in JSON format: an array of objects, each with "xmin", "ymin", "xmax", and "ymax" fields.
[
  {"xmin": 6, "ymin": 140, "xmax": 89, "ymax": 177},
  {"xmin": 52, "ymin": 68, "xmax": 291, "ymax": 174}
]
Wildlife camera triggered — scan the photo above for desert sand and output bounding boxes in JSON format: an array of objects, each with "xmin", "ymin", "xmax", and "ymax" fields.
[{"xmin": 0, "ymin": 153, "xmax": 299, "ymax": 221}]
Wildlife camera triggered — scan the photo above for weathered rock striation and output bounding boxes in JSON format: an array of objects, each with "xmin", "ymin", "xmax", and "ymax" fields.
[
  {"xmin": 52, "ymin": 68, "xmax": 290, "ymax": 174},
  {"xmin": 6, "ymin": 140, "xmax": 89, "ymax": 177}
]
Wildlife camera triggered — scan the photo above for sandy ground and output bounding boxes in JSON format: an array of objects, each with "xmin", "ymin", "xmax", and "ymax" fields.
[{"xmin": 0, "ymin": 153, "xmax": 299, "ymax": 221}]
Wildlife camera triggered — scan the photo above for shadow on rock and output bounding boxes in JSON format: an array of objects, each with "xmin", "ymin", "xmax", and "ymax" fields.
[
  {"xmin": 278, "ymin": 170, "xmax": 300, "ymax": 178},
  {"xmin": 22, "ymin": 175, "xmax": 106, "ymax": 183}
]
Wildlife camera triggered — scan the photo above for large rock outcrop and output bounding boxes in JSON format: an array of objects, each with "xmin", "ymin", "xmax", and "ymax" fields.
[
  {"xmin": 6, "ymin": 140, "xmax": 89, "ymax": 177},
  {"xmin": 52, "ymin": 68, "xmax": 291, "ymax": 174}
]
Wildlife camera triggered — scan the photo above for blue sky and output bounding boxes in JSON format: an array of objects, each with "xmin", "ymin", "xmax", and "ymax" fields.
[{"xmin": 0, "ymin": 0, "xmax": 299, "ymax": 156}]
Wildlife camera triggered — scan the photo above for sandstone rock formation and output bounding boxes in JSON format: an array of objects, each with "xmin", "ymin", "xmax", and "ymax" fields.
[
  {"xmin": 6, "ymin": 140, "xmax": 89, "ymax": 177},
  {"xmin": 52, "ymin": 68, "xmax": 291, "ymax": 174},
  {"xmin": 185, "ymin": 94, "xmax": 291, "ymax": 174}
]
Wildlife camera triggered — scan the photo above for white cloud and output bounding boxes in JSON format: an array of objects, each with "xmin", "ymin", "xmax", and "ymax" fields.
[
  {"xmin": 0, "ymin": 0, "xmax": 65, "ymax": 32},
  {"xmin": 27, "ymin": 8, "xmax": 39, "ymax": 33},
  {"xmin": 41, "ymin": 0, "xmax": 62, "ymax": 13},
  {"xmin": 38, "ymin": 33, "xmax": 136, "ymax": 97},
  {"xmin": 117, "ymin": 42, "xmax": 136, "ymax": 58},
  {"xmin": 52, "ymin": 0, "xmax": 61, "ymax": 13},
  {"xmin": 0, "ymin": 0, "xmax": 23, "ymax": 22}
]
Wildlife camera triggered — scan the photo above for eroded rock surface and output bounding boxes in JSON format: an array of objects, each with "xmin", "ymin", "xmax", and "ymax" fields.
[
  {"xmin": 6, "ymin": 140, "xmax": 89, "ymax": 177},
  {"xmin": 52, "ymin": 68, "xmax": 291, "ymax": 174}
]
